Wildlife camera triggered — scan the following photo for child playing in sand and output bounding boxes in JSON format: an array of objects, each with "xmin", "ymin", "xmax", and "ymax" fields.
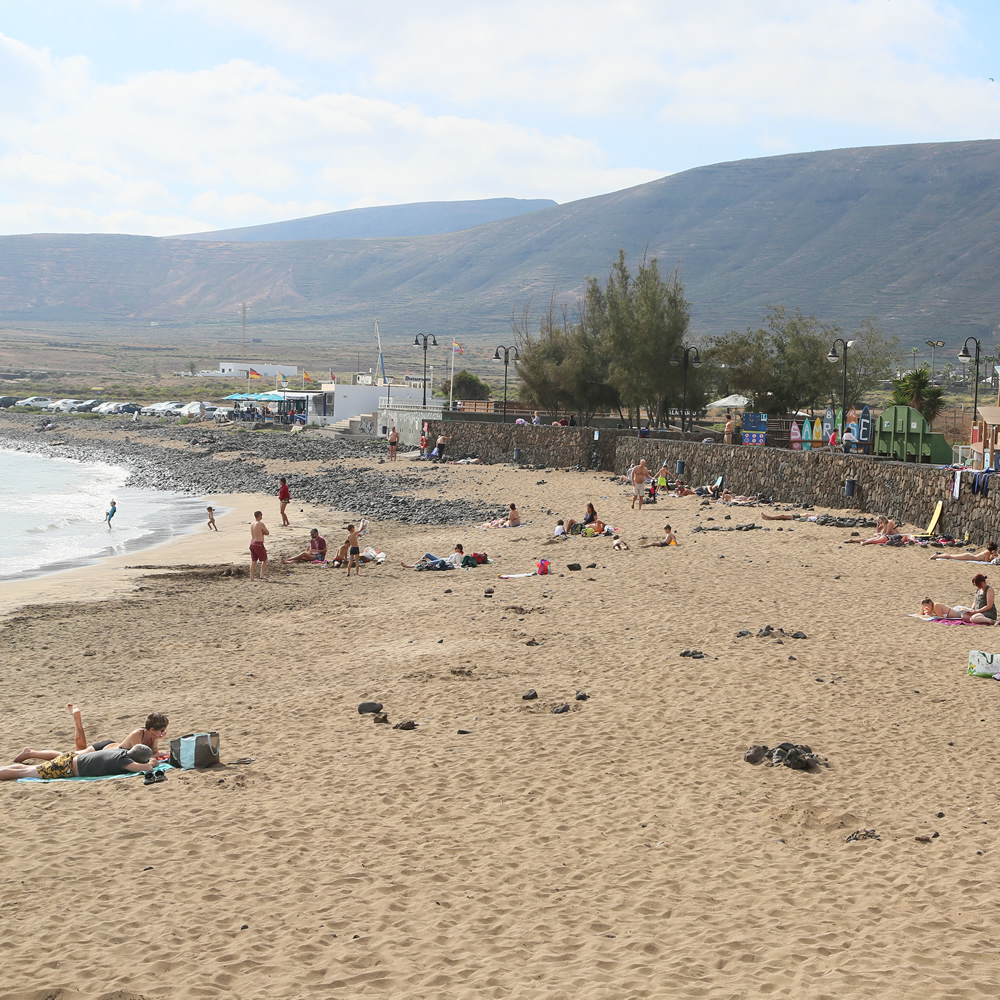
[
  {"xmin": 612, "ymin": 534, "xmax": 630, "ymax": 551},
  {"xmin": 346, "ymin": 524, "xmax": 361, "ymax": 577},
  {"xmin": 206, "ymin": 506, "xmax": 218, "ymax": 531},
  {"xmin": 641, "ymin": 525, "xmax": 677, "ymax": 547}
]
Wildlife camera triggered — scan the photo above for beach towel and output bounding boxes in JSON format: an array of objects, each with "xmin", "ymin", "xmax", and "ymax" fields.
[
  {"xmin": 18, "ymin": 762, "xmax": 174, "ymax": 784},
  {"xmin": 908, "ymin": 614, "xmax": 980, "ymax": 625},
  {"xmin": 498, "ymin": 571, "xmax": 537, "ymax": 579}
]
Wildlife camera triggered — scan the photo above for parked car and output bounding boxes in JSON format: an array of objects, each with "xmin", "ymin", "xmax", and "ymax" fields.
[
  {"xmin": 118, "ymin": 402, "xmax": 143, "ymax": 414},
  {"xmin": 141, "ymin": 400, "xmax": 183, "ymax": 416},
  {"xmin": 177, "ymin": 401, "xmax": 218, "ymax": 418},
  {"xmin": 0, "ymin": 395, "xmax": 21, "ymax": 408},
  {"xmin": 47, "ymin": 399, "xmax": 85, "ymax": 412},
  {"xmin": 213, "ymin": 406, "xmax": 234, "ymax": 422},
  {"xmin": 93, "ymin": 401, "xmax": 121, "ymax": 414},
  {"xmin": 71, "ymin": 399, "xmax": 101, "ymax": 412},
  {"xmin": 15, "ymin": 396, "xmax": 52, "ymax": 407}
]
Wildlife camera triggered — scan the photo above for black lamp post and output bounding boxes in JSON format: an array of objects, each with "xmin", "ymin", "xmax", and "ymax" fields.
[
  {"xmin": 669, "ymin": 346, "xmax": 702, "ymax": 432},
  {"xmin": 413, "ymin": 334, "xmax": 438, "ymax": 407},
  {"xmin": 492, "ymin": 345, "xmax": 519, "ymax": 422},
  {"xmin": 958, "ymin": 336, "xmax": 982, "ymax": 442},
  {"xmin": 826, "ymin": 338, "xmax": 854, "ymax": 434}
]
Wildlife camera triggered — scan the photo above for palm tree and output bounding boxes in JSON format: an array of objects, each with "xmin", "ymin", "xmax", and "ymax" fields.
[{"xmin": 888, "ymin": 366, "xmax": 946, "ymax": 427}]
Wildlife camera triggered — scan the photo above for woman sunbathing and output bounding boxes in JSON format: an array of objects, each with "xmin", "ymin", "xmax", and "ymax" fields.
[
  {"xmin": 919, "ymin": 598, "xmax": 962, "ymax": 618},
  {"xmin": 13, "ymin": 705, "xmax": 169, "ymax": 764},
  {"xmin": 481, "ymin": 503, "xmax": 521, "ymax": 528},
  {"xmin": 929, "ymin": 541, "xmax": 998, "ymax": 562}
]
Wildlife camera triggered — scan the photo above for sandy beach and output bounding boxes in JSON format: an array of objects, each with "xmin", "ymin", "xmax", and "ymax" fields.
[{"xmin": 3, "ymin": 434, "xmax": 1000, "ymax": 999}]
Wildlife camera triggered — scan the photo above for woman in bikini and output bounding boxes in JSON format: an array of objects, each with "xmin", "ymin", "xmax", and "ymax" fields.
[
  {"xmin": 919, "ymin": 598, "xmax": 961, "ymax": 619},
  {"xmin": 929, "ymin": 541, "xmax": 998, "ymax": 562},
  {"xmin": 13, "ymin": 705, "xmax": 169, "ymax": 764}
]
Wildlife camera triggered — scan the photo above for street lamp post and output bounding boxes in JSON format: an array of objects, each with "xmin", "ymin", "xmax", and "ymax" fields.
[
  {"xmin": 669, "ymin": 346, "xmax": 702, "ymax": 432},
  {"xmin": 925, "ymin": 339, "xmax": 945, "ymax": 380},
  {"xmin": 492, "ymin": 345, "xmax": 519, "ymax": 422},
  {"xmin": 413, "ymin": 334, "xmax": 438, "ymax": 407},
  {"xmin": 826, "ymin": 338, "xmax": 855, "ymax": 434},
  {"xmin": 958, "ymin": 336, "xmax": 982, "ymax": 444}
]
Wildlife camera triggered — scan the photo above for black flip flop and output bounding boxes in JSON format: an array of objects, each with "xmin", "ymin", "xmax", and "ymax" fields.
[
  {"xmin": 143, "ymin": 772, "xmax": 156, "ymax": 785},
  {"xmin": 153, "ymin": 770, "xmax": 167, "ymax": 783}
]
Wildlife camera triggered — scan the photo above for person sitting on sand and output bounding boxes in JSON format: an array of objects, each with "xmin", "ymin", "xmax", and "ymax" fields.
[
  {"xmin": 919, "ymin": 598, "xmax": 963, "ymax": 619},
  {"xmin": 554, "ymin": 520, "xmax": 568, "ymax": 538},
  {"xmin": 929, "ymin": 541, "xmax": 998, "ymax": 562},
  {"xmin": 612, "ymin": 534, "xmax": 630, "ymax": 551},
  {"xmin": 566, "ymin": 503, "xmax": 598, "ymax": 535},
  {"xmin": 1, "ymin": 745, "xmax": 155, "ymax": 782},
  {"xmin": 964, "ymin": 574, "xmax": 997, "ymax": 625},
  {"xmin": 284, "ymin": 528, "xmax": 327, "ymax": 563},
  {"xmin": 482, "ymin": 504, "xmax": 521, "ymax": 528},
  {"xmin": 641, "ymin": 524, "xmax": 677, "ymax": 547},
  {"xmin": 329, "ymin": 540, "xmax": 350, "ymax": 568}
]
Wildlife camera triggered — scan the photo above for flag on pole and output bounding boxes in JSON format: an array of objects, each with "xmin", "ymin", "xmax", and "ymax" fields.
[
  {"xmin": 452, "ymin": 340, "xmax": 464, "ymax": 354},
  {"xmin": 248, "ymin": 368, "xmax": 262, "ymax": 379},
  {"xmin": 303, "ymin": 372, "xmax": 314, "ymax": 383}
]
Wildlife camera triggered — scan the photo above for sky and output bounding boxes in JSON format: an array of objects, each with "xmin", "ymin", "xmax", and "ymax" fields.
[{"xmin": 2, "ymin": 0, "xmax": 999, "ymax": 237}]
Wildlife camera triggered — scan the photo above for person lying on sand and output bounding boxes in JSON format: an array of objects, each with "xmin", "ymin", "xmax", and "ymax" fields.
[
  {"xmin": 401, "ymin": 545, "xmax": 464, "ymax": 570},
  {"xmin": 0, "ymin": 745, "xmax": 155, "ymax": 782},
  {"xmin": 919, "ymin": 598, "xmax": 963, "ymax": 618},
  {"xmin": 841, "ymin": 515, "xmax": 895, "ymax": 541},
  {"xmin": 283, "ymin": 528, "xmax": 327, "ymax": 563},
  {"xmin": 929, "ymin": 541, "xmax": 998, "ymax": 562},
  {"xmin": 964, "ymin": 574, "xmax": 997, "ymax": 625},
  {"xmin": 640, "ymin": 525, "xmax": 677, "ymax": 547},
  {"xmin": 13, "ymin": 706, "xmax": 169, "ymax": 764}
]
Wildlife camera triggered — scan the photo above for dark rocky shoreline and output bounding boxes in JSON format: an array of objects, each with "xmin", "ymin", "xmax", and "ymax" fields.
[{"xmin": 0, "ymin": 413, "xmax": 495, "ymax": 526}]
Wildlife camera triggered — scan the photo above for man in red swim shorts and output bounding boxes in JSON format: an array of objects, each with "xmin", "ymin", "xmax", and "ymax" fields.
[{"xmin": 250, "ymin": 510, "xmax": 270, "ymax": 581}]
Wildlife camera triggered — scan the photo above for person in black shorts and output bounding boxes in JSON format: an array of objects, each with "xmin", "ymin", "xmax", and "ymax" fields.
[{"xmin": 346, "ymin": 523, "xmax": 361, "ymax": 577}]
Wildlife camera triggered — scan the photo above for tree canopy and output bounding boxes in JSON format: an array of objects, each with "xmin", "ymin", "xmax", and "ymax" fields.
[
  {"xmin": 440, "ymin": 368, "xmax": 492, "ymax": 400},
  {"xmin": 706, "ymin": 307, "xmax": 899, "ymax": 413}
]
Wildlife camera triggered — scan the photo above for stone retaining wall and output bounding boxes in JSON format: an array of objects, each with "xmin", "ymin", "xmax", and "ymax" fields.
[{"xmin": 427, "ymin": 419, "xmax": 1000, "ymax": 542}]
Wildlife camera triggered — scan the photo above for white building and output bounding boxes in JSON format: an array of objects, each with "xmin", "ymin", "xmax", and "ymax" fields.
[{"xmin": 219, "ymin": 361, "xmax": 299, "ymax": 378}]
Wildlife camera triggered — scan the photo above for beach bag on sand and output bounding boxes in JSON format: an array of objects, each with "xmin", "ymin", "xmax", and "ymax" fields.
[
  {"xmin": 536, "ymin": 559, "xmax": 551, "ymax": 575},
  {"xmin": 473, "ymin": 552, "xmax": 488, "ymax": 564},
  {"xmin": 968, "ymin": 650, "xmax": 999, "ymax": 678},
  {"xmin": 169, "ymin": 732, "xmax": 221, "ymax": 769}
]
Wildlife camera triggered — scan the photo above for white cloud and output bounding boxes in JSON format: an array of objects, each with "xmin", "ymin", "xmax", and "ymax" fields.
[{"xmin": 2, "ymin": 2, "xmax": 999, "ymax": 235}]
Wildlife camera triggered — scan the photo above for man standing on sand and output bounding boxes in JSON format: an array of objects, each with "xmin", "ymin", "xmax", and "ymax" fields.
[
  {"xmin": 388, "ymin": 425, "xmax": 399, "ymax": 462},
  {"xmin": 250, "ymin": 510, "xmax": 270, "ymax": 581},
  {"xmin": 724, "ymin": 415, "xmax": 734, "ymax": 445},
  {"xmin": 631, "ymin": 460, "xmax": 648, "ymax": 510},
  {"xmin": 278, "ymin": 477, "xmax": 291, "ymax": 526}
]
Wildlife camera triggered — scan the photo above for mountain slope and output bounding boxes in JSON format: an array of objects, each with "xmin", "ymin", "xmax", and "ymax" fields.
[
  {"xmin": 175, "ymin": 197, "xmax": 558, "ymax": 241},
  {"xmin": 2, "ymin": 140, "xmax": 999, "ymax": 349}
]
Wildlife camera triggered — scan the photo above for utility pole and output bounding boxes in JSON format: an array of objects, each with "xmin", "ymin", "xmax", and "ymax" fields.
[{"xmin": 241, "ymin": 303, "xmax": 247, "ymax": 361}]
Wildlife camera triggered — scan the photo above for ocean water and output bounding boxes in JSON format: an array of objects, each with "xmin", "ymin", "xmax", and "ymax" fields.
[{"xmin": 0, "ymin": 448, "xmax": 209, "ymax": 581}]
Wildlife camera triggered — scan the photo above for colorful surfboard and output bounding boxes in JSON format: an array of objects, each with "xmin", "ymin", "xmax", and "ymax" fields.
[
  {"xmin": 813, "ymin": 417, "xmax": 824, "ymax": 446},
  {"xmin": 790, "ymin": 421, "xmax": 802, "ymax": 450},
  {"xmin": 835, "ymin": 406, "xmax": 844, "ymax": 433},
  {"xmin": 801, "ymin": 416, "xmax": 813, "ymax": 451},
  {"xmin": 846, "ymin": 406, "xmax": 859, "ymax": 439},
  {"xmin": 822, "ymin": 408, "xmax": 835, "ymax": 443},
  {"xmin": 858, "ymin": 404, "xmax": 872, "ymax": 450}
]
